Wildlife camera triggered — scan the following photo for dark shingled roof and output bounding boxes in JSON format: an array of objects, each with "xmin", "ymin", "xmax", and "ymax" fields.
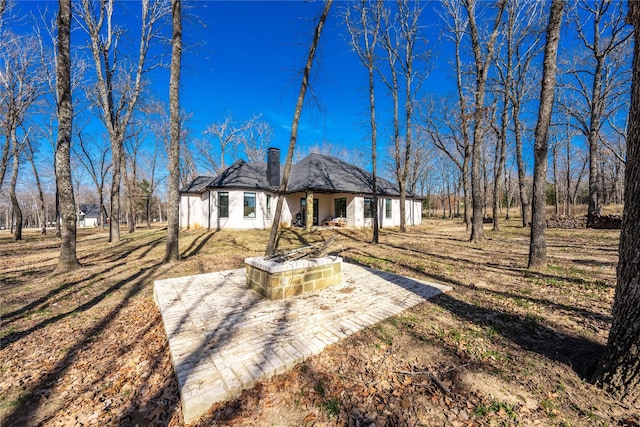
[
  {"xmin": 180, "ymin": 175, "xmax": 215, "ymax": 193},
  {"xmin": 180, "ymin": 153, "xmax": 418, "ymax": 198},
  {"xmin": 287, "ymin": 153, "xmax": 403, "ymax": 196},
  {"xmin": 207, "ymin": 160, "xmax": 277, "ymax": 191},
  {"xmin": 180, "ymin": 160, "xmax": 278, "ymax": 193},
  {"xmin": 78, "ymin": 204, "xmax": 106, "ymax": 218}
]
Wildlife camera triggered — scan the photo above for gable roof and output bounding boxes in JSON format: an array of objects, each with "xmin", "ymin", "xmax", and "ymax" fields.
[{"xmin": 180, "ymin": 153, "xmax": 418, "ymax": 198}]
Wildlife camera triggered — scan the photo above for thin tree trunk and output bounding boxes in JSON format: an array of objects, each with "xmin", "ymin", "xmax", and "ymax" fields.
[
  {"xmin": 528, "ymin": 0, "xmax": 563, "ymax": 270},
  {"xmin": 266, "ymin": 0, "xmax": 333, "ymax": 256},
  {"xmin": 164, "ymin": 0, "xmax": 182, "ymax": 264},
  {"xmin": 552, "ymin": 144, "xmax": 559, "ymax": 215},
  {"xmin": 54, "ymin": 0, "xmax": 80, "ymax": 273},
  {"xmin": 465, "ymin": 0, "xmax": 505, "ymax": 243},
  {"xmin": 514, "ymin": 104, "xmax": 531, "ymax": 226},
  {"xmin": 9, "ymin": 129, "xmax": 22, "ymax": 241},
  {"xmin": 367, "ymin": 7, "xmax": 379, "ymax": 243},
  {"xmin": 504, "ymin": 170, "xmax": 511, "ymax": 220},
  {"xmin": 99, "ymin": 188, "xmax": 105, "ymax": 230},
  {"xmin": 587, "ymin": 57, "xmax": 605, "ymax": 226},
  {"xmin": 565, "ymin": 134, "xmax": 572, "ymax": 216},
  {"xmin": 26, "ymin": 137, "xmax": 47, "ymax": 235},
  {"xmin": 593, "ymin": 1, "xmax": 640, "ymax": 406},
  {"xmin": 109, "ymin": 139, "xmax": 123, "ymax": 242}
]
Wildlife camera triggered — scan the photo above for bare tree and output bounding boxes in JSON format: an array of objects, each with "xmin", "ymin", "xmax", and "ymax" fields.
[
  {"xmin": 593, "ymin": 0, "xmax": 640, "ymax": 407},
  {"xmin": 528, "ymin": 0, "xmax": 563, "ymax": 270},
  {"xmin": 24, "ymin": 130, "xmax": 47, "ymax": 234},
  {"xmin": 76, "ymin": 0, "xmax": 169, "ymax": 243},
  {"xmin": 73, "ymin": 127, "xmax": 111, "ymax": 230},
  {"xmin": 506, "ymin": 1, "xmax": 545, "ymax": 227},
  {"xmin": 0, "ymin": 26, "xmax": 44, "ymax": 239},
  {"xmin": 439, "ymin": 0, "xmax": 472, "ymax": 229},
  {"xmin": 490, "ymin": 0, "xmax": 540, "ymax": 231},
  {"xmin": 164, "ymin": 0, "xmax": 181, "ymax": 263},
  {"xmin": 377, "ymin": 0, "xmax": 427, "ymax": 233},
  {"xmin": 421, "ymin": 96, "xmax": 469, "ymax": 225},
  {"xmin": 565, "ymin": 0, "xmax": 631, "ymax": 226},
  {"xmin": 463, "ymin": 0, "xmax": 506, "ymax": 243},
  {"xmin": 200, "ymin": 114, "xmax": 253, "ymax": 174},
  {"xmin": 266, "ymin": 0, "xmax": 333, "ymax": 256},
  {"xmin": 54, "ymin": 0, "xmax": 80, "ymax": 272},
  {"xmin": 123, "ymin": 124, "xmax": 144, "ymax": 233},
  {"xmin": 346, "ymin": 0, "xmax": 381, "ymax": 242},
  {"xmin": 239, "ymin": 116, "xmax": 273, "ymax": 163}
]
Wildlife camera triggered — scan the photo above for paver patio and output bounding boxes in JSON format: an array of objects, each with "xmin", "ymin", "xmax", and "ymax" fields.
[{"xmin": 154, "ymin": 262, "xmax": 452, "ymax": 424}]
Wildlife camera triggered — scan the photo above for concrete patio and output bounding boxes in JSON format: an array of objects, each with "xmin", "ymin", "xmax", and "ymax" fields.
[{"xmin": 153, "ymin": 262, "xmax": 452, "ymax": 424}]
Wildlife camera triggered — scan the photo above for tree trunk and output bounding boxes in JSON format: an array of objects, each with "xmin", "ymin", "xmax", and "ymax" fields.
[
  {"xmin": 0, "ymin": 134, "xmax": 9, "ymax": 193},
  {"xmin": 368, "ymin": 30, "xmax": 379, "ymax": 243},
  {"xmin": 54, "ymin": 0, "xmax": 80, "ymax": 273},
  {"xmin": 504, "ymin": 171, "xmax": 511, "ymax": 220},
  {"xmin": 593, "ymin": 1, "xmax": 640, "ymax": 407},
  {"xmin": 552, "ymin": 144, "xmax": 559, "ymax": 215},
  {"xmin": 9, "ymin": 129, "xmax": 22, "ymax": 241},
  {"xmin": 109, "ymin": 140, "xmax": 123, "ymax": 243},
  {"xmin": 26, "ymin": 139, "xmax": 47, "ymax": 235},
  {"xmin": 587, "ymin": 56, "xmax": 605, "ymax": 227},
  {"xmin": 98, "ymin": 188, "xmax": 105, "ymax": 230},
  {"xmin": 528, "ymin": 0, "xmax": 563, "ymax": 270},
  {"xmin": 514, "ymin": 104, "xmax": 531, "ymax": 226},
  {"xmin": 164, "ymin": 0, "xmax": 182, "ymax": 264},
  {"xmin": 265, "ymin": 0, "xmax": 332, "ymax": 256},
  {"xmin": 126, "ymin": 160, "xmax": 136, "ymax": 234},
  {"xmin": 465, "ymin": 0, "xmax": 505, "ymax": 244}
]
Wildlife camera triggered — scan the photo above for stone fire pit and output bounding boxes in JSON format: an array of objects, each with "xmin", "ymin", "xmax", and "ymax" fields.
[{"xmin": 245, "ymin": 256, "xmax": 342, "ymax": 300}]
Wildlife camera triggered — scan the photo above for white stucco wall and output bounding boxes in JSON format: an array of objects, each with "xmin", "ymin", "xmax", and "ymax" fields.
[
  {"xmin": 78, "ymin": 217, "xmax": 99, "ymax": 227},
  {"xmin": 208, "ymin": 189, "xmax": 283, "ymax": 230},
  {"xmin": 180, "ymin": 190, "xmax": 422, "ymax": 230},
  {"xmin": 180, "ymin": 193, "xmax": 207, "ymax": 229}
]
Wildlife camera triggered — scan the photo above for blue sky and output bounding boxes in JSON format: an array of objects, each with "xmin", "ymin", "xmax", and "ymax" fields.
[
  {"xmin": 178, "ymin": 1, "xmax": 450, "ymax": 160},
  {"xmin": 4, "ymin": 0, "xmax": 630, "ymax": 192}
]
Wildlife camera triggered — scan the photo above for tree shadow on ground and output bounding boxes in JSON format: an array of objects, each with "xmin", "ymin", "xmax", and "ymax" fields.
[
  {"xmin": 181, "ymin": 230, "xmax": 217, "ymax": 259},
  {"xmin": 0, "ymin": 262, "xmax": 157, "ymax": 351},
  {"xmin": 2, "ymin": 261, "xmax": 171, "ymax": 425},
  {"xmin": 153, "ymin": 268, "xmax": 296, "ymax": 424},
  {"xmin": 355, "ymin": 263, "xmax": 605, "ymax": 381}
]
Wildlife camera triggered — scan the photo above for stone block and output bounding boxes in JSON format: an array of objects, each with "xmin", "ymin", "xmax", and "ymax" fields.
[
  {"xmin": 244, "ymin": 256, "xmax": 342, "ymax": 300},
  {"xmin": 303, "ymin": 270, "xmax": 323, "ymax": 282},
  {"xmin": 284, "ymin": 285, "xmax": 303, "ymax": 298}
]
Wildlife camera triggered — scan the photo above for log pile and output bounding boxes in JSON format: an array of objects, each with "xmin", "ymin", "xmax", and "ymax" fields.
[
  {"xmin": 546, "ymin": 214, "xmax": 622, "ymax": 229},
  {"xmin": 591, "ymin": 214, "xmax": 623, "ymax": 229},
  {"xmin": 546, "ymin": 215, "xmax": 588, "ymax": 229}
]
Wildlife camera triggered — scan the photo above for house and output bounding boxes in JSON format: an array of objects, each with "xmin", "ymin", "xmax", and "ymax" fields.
[
  {"xmin": 77, "ymin": 204, "xmax": 107, "ymax": 227},
  {"xmin": 179, "ymin": 148, "xmax": 422, "ymax": 230}
]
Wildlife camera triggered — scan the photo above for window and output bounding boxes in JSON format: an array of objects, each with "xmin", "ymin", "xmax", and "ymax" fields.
[
  {"xmin": 218, "ymin": 192, "xmax": 229, "ymax": 218},
  {"xmin": 244, "ymin": 192, "xmax": 256, "ymax": 218},
  {"xmin": 385, "ymin": 199, "xmax": 392, "ymax": 219},
  {"xmin": 364, "ymin": 197, "xmax": 374, "ymax": 219},
  {"xmin": 334, "ymin": 198, "xmax": 346, "ymax": 218},
  {"xmin": 266, "ymin": 195, "xmax": 271, "ymax": 219}
]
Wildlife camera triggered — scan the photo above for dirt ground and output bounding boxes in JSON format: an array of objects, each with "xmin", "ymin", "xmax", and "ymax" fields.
[{"xmin": 1, "ymin": 218, "xmax": 638, "ymax": 426}]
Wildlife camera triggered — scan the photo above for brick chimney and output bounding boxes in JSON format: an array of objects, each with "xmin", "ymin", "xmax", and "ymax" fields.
[{"xmin": 266, "ymin": 147, "xmax": 280, "ymax": 187}]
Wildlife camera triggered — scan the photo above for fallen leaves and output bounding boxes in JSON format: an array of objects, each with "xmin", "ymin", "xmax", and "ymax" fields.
[{"xmin": 1, "ymin": 224, "xmax": 636, "ymax": 426}]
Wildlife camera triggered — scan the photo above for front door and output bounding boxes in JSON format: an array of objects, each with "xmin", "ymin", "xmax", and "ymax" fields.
[{"xmin": 300, "ymin": 198, "xmax": 319, "ymax": 226}]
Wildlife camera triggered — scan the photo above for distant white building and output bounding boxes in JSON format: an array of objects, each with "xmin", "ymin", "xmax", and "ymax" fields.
[
  {"xmin": 77, "ymin": 204, "xmax": 107, "ymax": 227},
  {"xmin": 180, "ymin": 148, "xmax": 422, "ymax": 230}
]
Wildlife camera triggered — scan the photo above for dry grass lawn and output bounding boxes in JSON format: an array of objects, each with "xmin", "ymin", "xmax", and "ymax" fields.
[{"xmin": 1, "ymin": 218, "xmax": 637, "ymax": 426}]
